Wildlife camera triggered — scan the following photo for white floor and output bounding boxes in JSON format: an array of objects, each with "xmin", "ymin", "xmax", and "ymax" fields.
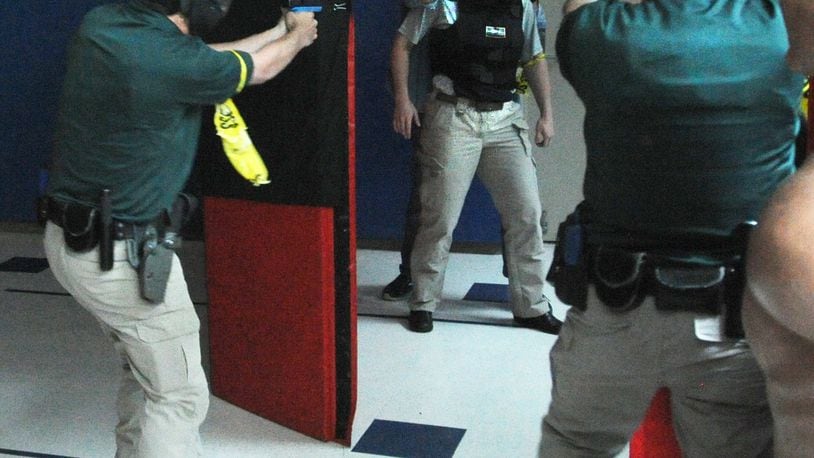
[{"xmin": 0, "ymin": 229, "xmax": 626, "ymax": 458}]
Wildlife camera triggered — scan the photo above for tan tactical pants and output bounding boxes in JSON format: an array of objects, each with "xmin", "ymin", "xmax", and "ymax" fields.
[
  {"xmin": 44, "ymin": 222, "xmax": 209, "ymax": 457},
  {"xmin": 540, "ymin": 287, "xmax": 773, "ymax": 457},
  {"xmin": 411, "ymin": 95, "xmax": 550, "ymax": 318}
]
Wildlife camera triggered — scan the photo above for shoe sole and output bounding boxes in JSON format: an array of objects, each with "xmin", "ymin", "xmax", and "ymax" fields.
[
  {"xmin": 381, "ymin": 285, "xmax": 413, "ymax": 301},
  {"xmin": 381, "ymin": 292, "xmax": 410, "ymax": 301},
  {"xmin": 409, "ymin": 312, "xmax": 433, "ymax": 333},
  {"xmin": 409, "ymin": 324, "xmax": 433, "ymax": 333},
  {"xmin": 513, "ymin": 321, "xmax": 560, "ymax": 335}
]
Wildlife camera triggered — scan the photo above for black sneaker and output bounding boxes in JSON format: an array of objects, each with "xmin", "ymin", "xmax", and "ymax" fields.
[
  {"xmin": 514, "ymin": 311, "xmax": 562, "ymax": 335},
  {"xmin": 381, "ymin": 273, "xmax": 413, "ymax": 301},
  {"xmin": 408, "ymin": 311, "xmax": 433, "ymax": 333}
]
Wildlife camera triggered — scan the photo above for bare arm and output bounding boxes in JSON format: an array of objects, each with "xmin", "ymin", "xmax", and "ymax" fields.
[
  {"xmin": 210, "ymin": 11, "xmax": 318, "ymax": 86},
  {"xmin": 746, "ymin": 160, "xmax": 814, "ymax": 342},
  {"xmin": 782, "ymin": 0, "xmax": 814, "ymax": 73},
  {"xmin": 209, "ymin": 18, "xmax": 288, "ymax": 53},
  {"xmin": 522, "ymin": 57, "xmax": 554, "ymax": 147},
  {"xmin": 390, "ymin": 33, "xmax": 420, "ymax": 139}
]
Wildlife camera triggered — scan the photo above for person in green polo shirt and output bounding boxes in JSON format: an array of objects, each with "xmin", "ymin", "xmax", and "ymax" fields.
[
  {"xmin": 42, "ymin": 1, "xmax": 317, "ymax": 455},
  {"xmin": 540, "ymin": 0, "xmax": 802, "ymax": 455}
]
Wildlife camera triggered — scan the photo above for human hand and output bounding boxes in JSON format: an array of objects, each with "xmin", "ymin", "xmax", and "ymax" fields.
[
  {"xmin": 284, "ymin": 10, "xmax": 318, "ymax": 49},
  {"xmin": 535, "ymin": 116, "xmax": 553, "ymax": 147},
  {"xmin": 393, "ymin": 97, "xmax": 420, "ymax": 139}
]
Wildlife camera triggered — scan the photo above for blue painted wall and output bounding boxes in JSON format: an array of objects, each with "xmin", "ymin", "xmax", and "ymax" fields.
[
  {"xmin": 0, "ymin": 1, "xmax": 111, "ymax": 222},
  {"xmin": 0, "ymin": 0, "xmax": 501, "ymax": 244}
]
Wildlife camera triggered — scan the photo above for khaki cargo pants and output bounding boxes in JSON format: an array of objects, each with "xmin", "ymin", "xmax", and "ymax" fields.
[
  {"xmin": 540, "ymin": 287, "xmax": 773, "ymax": 457},
  {"xmin": 44, "ymin": 222, "xmax": 209, "ymax": 457},
  {"xmin": 410, "ymin": 95, "xmax": 550, "ymax": 318}
]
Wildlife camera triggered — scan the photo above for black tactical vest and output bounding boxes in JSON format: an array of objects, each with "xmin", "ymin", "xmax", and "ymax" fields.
[{"xmin": 429, "ymin": 0, "xmax": 524, "ymax": 103}]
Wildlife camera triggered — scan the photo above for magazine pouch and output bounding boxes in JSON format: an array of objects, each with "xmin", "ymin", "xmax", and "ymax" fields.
[
  {"xmin": 546, "ymin": 203, "xmax": 589, "ymax": 310},
  {"xmin": 652, "ymin": 261, "xmax": 725, "ymax": 315}
]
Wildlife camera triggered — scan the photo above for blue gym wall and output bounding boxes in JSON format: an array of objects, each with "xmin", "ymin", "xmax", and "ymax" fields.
[
  {"xmin": 1, "ymin": 1, "xmax": 111, "ymax": 222},
  {"xmin": 0, "ymin": 0, "xmax": 501, "ymax": 244}
]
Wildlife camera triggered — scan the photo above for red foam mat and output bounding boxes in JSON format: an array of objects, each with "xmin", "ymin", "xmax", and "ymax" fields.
[
  {"xmin": 204, "ymin": 197, "xmax": 338, "ymax": 441},
  {"xmin": 343, "ymin": 14, "xmax": 359, "ymax": 445},
  {"xmin": 629, "ymin": 388, "xmax": 682, "ymax": 457}
]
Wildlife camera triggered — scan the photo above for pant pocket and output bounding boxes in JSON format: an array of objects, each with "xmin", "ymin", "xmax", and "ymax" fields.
[
  {"xmin": 126, "ymin": 308, "xmax": 201, "ymax": 394},
  {"xmin": 510, "ymin": 116, "xmax": 533, "ymax": 159}
]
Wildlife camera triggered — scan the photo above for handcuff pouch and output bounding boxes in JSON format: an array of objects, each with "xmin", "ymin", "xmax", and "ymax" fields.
[
  {"xmin": 62, "ymin": 203, "xmax": 98, "ymax": 253},
  {"xmin": 592, "ymin": 247, "xmax": 646, "ymax": 311}
]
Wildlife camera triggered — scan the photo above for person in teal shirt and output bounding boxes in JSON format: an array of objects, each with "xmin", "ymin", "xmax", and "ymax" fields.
[
  {"xmin": 43, "ymin": 1, "xmax": 317, "ymax": 455},
  {"xmin": 540, "ymin": 0, "xmax": 802, "ymax": 455}
]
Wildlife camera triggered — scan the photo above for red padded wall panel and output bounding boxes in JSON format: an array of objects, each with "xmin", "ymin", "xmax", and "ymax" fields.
[
  {"xmin": 204, "ymin": 197, "xmax": 337, "ymax": 441},
  {"xmin": 629, "ymin": 388, "xmax": 682, "ymax": 457},
  {"xmin": 341, "ymin": 15, "xmax": 359, "ymax": 445}
]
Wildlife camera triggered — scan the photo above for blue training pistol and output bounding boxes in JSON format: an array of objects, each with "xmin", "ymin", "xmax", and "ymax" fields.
[{"xmin": 282, "ymin": 0, "xmax": 323, "ymax": 12}]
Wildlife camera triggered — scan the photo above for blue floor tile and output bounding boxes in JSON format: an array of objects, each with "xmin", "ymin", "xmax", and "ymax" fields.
[
  {"xmin": 0, "ymin": 447, "xmax": 76, "ymax": 458},
  {"xmin": 352, "ymin": 419, "xmax": 466, "ymax": 458},
  {"xmin": 462, "ymin": 282, "xmax": 509, "ymax": 303},
  {"xmin": 0, "ymin": 257, "xmax": 49, "ymax": 273}
]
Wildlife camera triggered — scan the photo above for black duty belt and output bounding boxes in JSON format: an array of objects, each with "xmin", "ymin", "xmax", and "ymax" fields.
[
  {"xmin": 46, "ymin": 197, "xmax": 144, "ymax": 241},
  {"xmin": 435, "ymin": 92, "xmax": 512, "ymax": 112}
]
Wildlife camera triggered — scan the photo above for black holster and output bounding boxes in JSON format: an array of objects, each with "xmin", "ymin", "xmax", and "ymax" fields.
[
  {"xmin": 138, "ymin": 226, "xmax": 175, "ymax": 303},
  {"xmin": 546, "ymin": 203, "xmax": 590, "ymax": 310},
  {"xmin": 134, "ymin": 194, "xmax": 197, "ymax": 303}
]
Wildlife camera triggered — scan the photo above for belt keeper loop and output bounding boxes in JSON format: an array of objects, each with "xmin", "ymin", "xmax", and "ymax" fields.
[{"xmin": 114, "ymin": 221, "xmax": 125, "ymax": 240}]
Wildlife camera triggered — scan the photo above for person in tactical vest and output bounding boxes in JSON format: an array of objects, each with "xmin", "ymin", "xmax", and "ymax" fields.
[
  {"xmin": 541, "ymin": 0, "xmax": 803, "ymax": 455},
  {"xmin": 381, "ymin": 0, "xmax": 445, "ymax": 302},
  {"xmin": 42, "ymin": 0, "xmax": 316, "ymax": 455},
  {"xmin": 742, "ymin": 2, "xmax": 814, "ymax": 455},
  {"xmin": 394, "ymin": 0, "xmax": 561, "ymax": 334}
]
